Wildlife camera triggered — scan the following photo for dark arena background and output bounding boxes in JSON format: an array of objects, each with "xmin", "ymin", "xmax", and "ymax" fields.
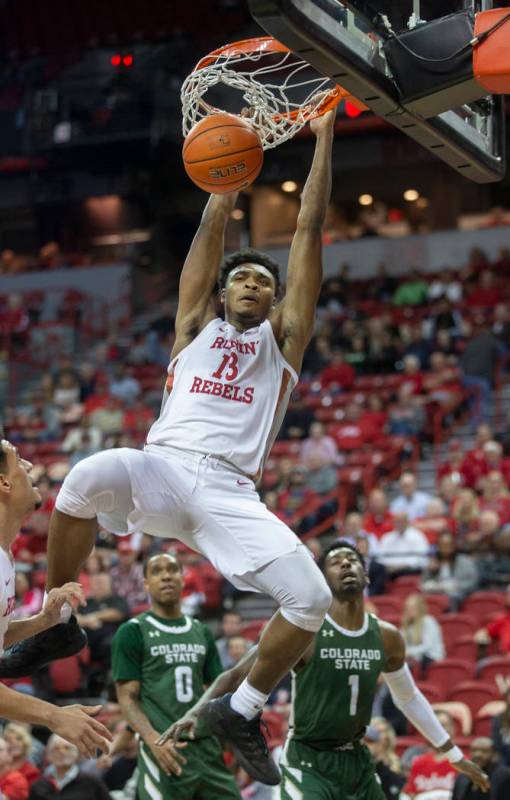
[{"xmin": 2, "ymin": 1, "xmax": 510, "ymax": 798}]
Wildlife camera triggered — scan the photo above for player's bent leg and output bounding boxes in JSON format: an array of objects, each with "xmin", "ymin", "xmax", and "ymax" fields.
[{"xmin": 245, "ymin": 546, "xmax": 332, "ymax": 692}]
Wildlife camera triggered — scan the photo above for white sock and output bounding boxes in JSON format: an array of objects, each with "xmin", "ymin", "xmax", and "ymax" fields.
[
  {"xmin": 230, "ymin": 679, "xmax": 269, "ymax": 720},
  {"xmin": 43, "ymin": 592, "xmax": 72, "ymax": 623}
]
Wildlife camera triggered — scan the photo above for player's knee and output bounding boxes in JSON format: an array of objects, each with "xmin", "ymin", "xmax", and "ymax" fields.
[{"xmin": 282, "ymin": 572, "xmax": 332, "ymax": 633}]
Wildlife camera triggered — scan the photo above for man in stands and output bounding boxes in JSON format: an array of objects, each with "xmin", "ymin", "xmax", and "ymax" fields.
[
  {"xmin": 0, "ymin": 439, "xmax": 111, "ymax": 756},
  {"xmin": 452, "ymin": 737, "xmax": 510, "ymax": 800},
  {"xmin": 110, "ymin": 539, "xmax": 147, "ymax": 612},
  {"xmin": 378, "ymin": 511, "xmax": 429, "ymax": 577},
  {"xmin": 475, "ymin": 584, "xmax": 510, "ymax": 654},
  {"xmin": 216, "ymin": 611, "xmax": 244, "ymax": 669},
  {"xmin": 363, "ymin": 488, "xmax": 394, "ymax": 539},
  {"xmin": 390, "ymin": 473, "xmax": 432, "ymax": 521},
  {"xmin": 29, "ymin": 735, "xmax": 110, "ymax": 800}
]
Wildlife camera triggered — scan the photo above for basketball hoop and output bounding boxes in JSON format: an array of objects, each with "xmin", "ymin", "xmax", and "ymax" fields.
[{"xmin": 181, "ymin": 37, "xmax": 358, "ymax": 150}]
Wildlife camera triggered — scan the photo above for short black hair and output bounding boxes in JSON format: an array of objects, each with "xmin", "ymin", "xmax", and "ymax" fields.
[
  {"xmin": 0, "ymin": 443, "xmax": 7, "ymax": 474},
  {"xmin": 219, "ymin": 248, "xmax": 281, "ymax": 292},
  {"xmin": 319, "ymin": 540, "xmax": 366, "ymax": 572},
  {"xmin": 143, "ymin": 553, "xmax": 182, "ymax": 578}
]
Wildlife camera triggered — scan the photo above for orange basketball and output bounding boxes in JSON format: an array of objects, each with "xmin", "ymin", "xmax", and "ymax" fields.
[{"xmin": 182, "ymin": 112, "xmax": 263, "ymax": 194}]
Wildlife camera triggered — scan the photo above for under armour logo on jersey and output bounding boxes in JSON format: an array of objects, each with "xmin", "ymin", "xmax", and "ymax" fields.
[
  {"xmin": 322, "ymin": 629, "xmax": 334, "ymax": 637},
  {"xmin": 148, "ymin": 631, "xmax": 161, "ymax": 638}
]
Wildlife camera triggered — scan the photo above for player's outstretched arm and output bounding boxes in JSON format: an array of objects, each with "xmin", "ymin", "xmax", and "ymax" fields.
[
  {"xmin": 174, "ymin": 192, "xmax": 239, "ymax": 354},
  {"xmin": 272, "ymin": 111, "xmax": 335, "ymax": 374},
  {"xmin": 381, "ymin": 624, "xmax": 490, "ymax": 793},
  {"xmin": 115, "ymin": 679, "xmax": 187, "ymax": 777},
  {"xmin": 156, "ymin": 646, "xmax": 258, "ymax": 745},
  {"xmin": 3, "ymin": 582, "xmax": 86, "ymax": 648},
  {"xmin": 0, "ymin": 683, "xmax": 112, "ymax": 758}
]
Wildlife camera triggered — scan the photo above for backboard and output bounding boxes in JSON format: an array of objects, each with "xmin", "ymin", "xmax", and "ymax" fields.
[{"xmin": 249, "ymin": 0, "xmax": 506, "ymax": 182}]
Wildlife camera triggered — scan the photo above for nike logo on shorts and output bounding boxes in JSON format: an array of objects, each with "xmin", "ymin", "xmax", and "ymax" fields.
[{"xmin": 236, "ymin": 480, "xmax": 252, "ymax": 486}]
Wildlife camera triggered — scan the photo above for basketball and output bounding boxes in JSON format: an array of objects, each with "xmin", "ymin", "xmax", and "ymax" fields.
[{"xmin": 182, "ymin": 112, "xmax": 263, "ymax": 194}]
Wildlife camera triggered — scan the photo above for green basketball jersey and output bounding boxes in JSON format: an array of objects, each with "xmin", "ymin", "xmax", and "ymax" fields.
[
  {"xmin": 112, "ymin": 611, "xmax": 223, "ymax": 736},
  {"xmin": 290, "ymin": 612, "xmax": 385, "ymax": 750}
]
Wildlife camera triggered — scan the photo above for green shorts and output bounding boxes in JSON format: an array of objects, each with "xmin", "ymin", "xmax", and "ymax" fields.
[
  {"xmin": 137, "ymin": 736, "xmax": 240, "ymax": 800},
  {"xmin": 280, "ymin": 739, "xmax": 386, "ymax": 800}
]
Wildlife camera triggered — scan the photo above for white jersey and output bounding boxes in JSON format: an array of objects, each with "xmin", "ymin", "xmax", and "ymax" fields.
[
  {"xmin": 146, "ymin": 317, "xmax": 298, "ymax": 476},
  {"xmin": 0, "ymin": 547, "xmax": 15, "ymax": 658}
]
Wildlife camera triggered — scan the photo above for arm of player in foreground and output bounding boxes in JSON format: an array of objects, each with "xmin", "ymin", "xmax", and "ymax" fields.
[
  {"xmin": 3, "ymin": 582, "xmax": 86, "ymax": 649},
  {"xmin": 174, "ymin": 192, "xmax": 239, "ymax": 351},
  {"xmin": 381, "ymin": 625, "xmax": 490, "ymax": 793},
  {"xmin": 271, "ymin": 110, "xmax": 335, "ymax": 373},
  {"xmin": 0, "ymin": 682, "xmax": 111, "ymax": 758},
  {"xmin": 115, "ymin": 679, "xmax": 187, "ymax": 777},
  {"xmin": 156, "ymin": 646, "xmax": 258, "ymax": 745}
]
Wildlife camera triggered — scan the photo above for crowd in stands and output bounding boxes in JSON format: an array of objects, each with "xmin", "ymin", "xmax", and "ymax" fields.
[{"xmin": 3, "ymin": 245, "xmax": 510, "ymax": 797}]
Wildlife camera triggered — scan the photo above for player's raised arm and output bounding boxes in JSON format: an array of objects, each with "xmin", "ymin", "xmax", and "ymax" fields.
[
  {"xmin": 380, "ymin": 624, "xmax": 490, "ymax": 793},
  {"xmin": 273, "ymin": 110, "xmax": 335, "ymax": 373},
  {"xmin": 174, "ymin": 192, "xmax": 238, "ymax": 350}
]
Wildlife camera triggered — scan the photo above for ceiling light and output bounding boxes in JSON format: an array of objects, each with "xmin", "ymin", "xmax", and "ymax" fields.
[
  {"xmin": 230, "ymin": 209, "xmax": 245, "ymax": 221},
  {"xmin": 404, "ymin": 189, "xmax": 419, "ymax": 202},
  {"xmin": 358, "ymin": 194, "xmax": 373, "ymax": 206},
  {"xmin": 281, "ymin": 180, "xmax": 298, "ymax": 192}
]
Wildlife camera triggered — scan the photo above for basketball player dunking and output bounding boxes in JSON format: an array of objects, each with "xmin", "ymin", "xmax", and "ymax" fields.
[{"xmin": 6, "ymin": 110, "xmax": 335, "ymax": 785}]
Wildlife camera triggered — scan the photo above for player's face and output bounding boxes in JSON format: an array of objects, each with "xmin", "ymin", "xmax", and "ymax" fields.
[
  {"xmin": 222, "ymin": 264, "xmax": 276, "ymax": 326},
  {"xmin": 145, "ymin": 555, "xmax": 183, "ymax": 606},
  {"xmin": 324, "ymin": 547, "xmax": 367, "ymax": 597},
  {"xmin": 0, "ymin": 440, "xmax": 41, "ymax": 514}
]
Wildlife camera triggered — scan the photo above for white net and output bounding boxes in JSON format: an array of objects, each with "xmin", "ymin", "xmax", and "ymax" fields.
[{"xmin": 181, "ymin": 39, "xmax": 341, "ymax": 150}]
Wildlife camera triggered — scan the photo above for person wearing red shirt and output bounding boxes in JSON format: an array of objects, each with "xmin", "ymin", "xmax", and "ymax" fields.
[
  {"xmin": 401, "ymin": 354, "xmax": 424, "ymax": 395},
  {"xmin": 362, "ymin": 488, "xmax": 394, "ymax": 539},
  {"xmin": 0, "ymin": 735, "xmax": 28, "ymax": 800},
  {"xmin": 403, "ymin": 711, "xmax": 458, "ymax": 800},
  {"xmin": 359, "ymin": 395, "xmax": 388, "ymax": 439},
  {"xmin": 329, "ymin": 402, "xmax": 373, "ymax": 451},
  {"xmin": 4, "ymin": 723, "xmax": 40, "ymax": 787},
  {"xmin": 479, "ymin": 471, "xmax": 510, "ymax": 525},
  {"xmin": 436, "ymin": 441, "xmax": 467, "ymax": 486},
  {"xmin": 476, "ymin": 585, "xmax": 510, "ymax": 654},
  {"xmin": 467, "ymin": 270, "xmax": 503, "ymax": 309},
  {"xmin": 461, "ymin": 423, "xmax": 494, "ymax": 488},
  {"xmin": 474, "ymin": 441, "xmax": 510, "ymax": 489},
  {"xmin": 319, "ymin": 350, "xmax": 355, "ymax": 391}
]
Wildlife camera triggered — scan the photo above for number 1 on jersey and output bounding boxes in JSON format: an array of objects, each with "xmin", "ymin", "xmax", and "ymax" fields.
[{"xmin": 348, "ymin": 674, "xmax": 359, "ymax": 716}]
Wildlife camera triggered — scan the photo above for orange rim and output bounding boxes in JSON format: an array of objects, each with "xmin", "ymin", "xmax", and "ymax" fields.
[{"xmin": 192, "ymin": 36, "xmax": 367, "ymax": 121}]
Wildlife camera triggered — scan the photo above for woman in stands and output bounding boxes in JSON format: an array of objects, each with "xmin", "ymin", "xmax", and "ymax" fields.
[
  {"xmin": 421, "ymin": 531, "xmax": 478, "ymax": 610},
  {"xmin": 401, "ymin": 594, "xmax": 445, "ymax": 677}
]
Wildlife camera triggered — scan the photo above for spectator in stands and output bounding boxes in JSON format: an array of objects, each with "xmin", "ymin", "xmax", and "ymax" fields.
[
  {"xmin": 436, "ymin": 440, "xmax": 467, "ymax": 486},
  {"xmin": 299, "ymin": 421, "xmax": 339, "ymax": 468},
  {"xmin": 330, "ymin": 402, "xmax": 373, "ymax": 451},
  {"xmin": 28, "ymin": 735, "xmax": 109, "ymax": 800},
  {"xmin": 180, "ymin": 554, "xmax": 206, "ymax": 616},
  {"xmin": 403, "ymin": 327, "xmax": 431, "ymax": 371},
  {"xmin": 341, "ymin": 512, "xmax": 379, "ymax": 555},
  {"xmin": 52, "ymin": 370, "xmax": 81, "ymax": 411},
  {"xmin": 475, "ymin": 584, "xmax": 510, "ymax": 654},
  {"xmin": 401, "ymin": 593, "xmax": 445, "ymax": 675},
  {"xmin": 276, "ymin": 465, "xmax": 319, "ymax": 532},
  {"xmin": 452, "ymin": 488, "xmax": 481, "ymax": 540},
  {"xmin": 4, "ymin": 724, "xmax": 40, "ymax": 787},
  {"xmin": 452, "ymin": 737, "xmax": 510, "ymax": 800},
  {"xmin": 319, "ymin": 349, "xmax": 355, "ymax": 391},
  {"xmin": 492, "ymin": 303, "xmax": 510, "ymax": 351},
  {"xmin": 390, "ymin": 472, "xmax": 432, "ymax": 521},
  {"xmin": 492, "ymin": 687, "xmax": 510, "ymax": 767},
  {"xmin": 76, "ymin": 573, "xmax": 129, "ymax": 680},
  {"xmin": 109, "ymin": 364, "xmax": 141, "ymax": 406},
  {"xmin": 363, "ymin": 488, "xmax": 394, "ymax": 539},
  {"xmin": 467, "ymin": 270, "xmax": 503, "ymax": 309},
  {"xmin": 479, "ymin": 441, "xmax": 510, "ymax": 486},
  {"xmin": 468, "ymin": 508, "xmax": 503, "ymax": 554},
  {"xmin": 305, "ymin": 455, "xmax": 338, "ymax": 495},
  {"xmin": 0, "ymin": 734, "xmax": 28, "ymax": 799},
  {"xmin": 368, "ymin": 718, "xmax": 401, "ymax": 775},
  {"xmin": 11, "ymin": 571, "xmax": 43, "ymax": 620},
  {"xmin": 354, "ymin": 533, "xmax": 386, "ymax": 596},
  {"xmin": 388, "ymin": 383, "xmax": 425, "ymax": 437},
  {"xmin": 402, "ymin": 711, "xmax": 457, "ymax": 799},
  {"xmin": 477, "ymin": 529, "xmax": 510, "ymax": 589},
  {"xmin": 278, "ymin": 390, "xmax": 314, "ymax": 440},
  {"xmin": 378, "ymin": 511, "xmax": 430, "ymax": 576},
  {"xmin": 61, "ymin": 417, "xmax": 102, "ymax": 457},
  {"xmin": 423, "ymin": 350, "xmax": 462, "ymax": 407},
  {"xmin": 392, "ymin": 269, "xmax": 428, "ymax": 306},
  {"xmin": 480, "ymin": 471, "xmax": 510, "ymax": 525},
  {"xmin": 110, "ymin": 539, "xmax": 147, "ymax": 612},
  {"xmin": 427, "ymin": 271, "xmax": 463, "ymax": 304},
  {"xmin": 216, "ymin": 611, "xmax": 243, "ymax": 669},
  {"xmin": 226, "ymin": 635, "xmax": 250, "ymax": 665},
  {"xmin": 413, "ymin": 498, "xmax": 452, "ymax": 543},
  {"xmin": 365, "ymin": 724, "xmax": 405, "ymax": 800},
  {"xmin": 460, "ymin": 325, "xmax": 501, "ymax": 423},
  {"xmin": 462, "ymin": 424, "xmax": 494, "ymax": 486},
  {"xmin": 89, "ymin": 396, "xmax": 124, "ymax": 436},
  {"xmin": 360, "ymin": 395, "xmax": 388, "ymax": 438},
  {"xmin": 420, "ymin": 531, "xmax": 478, "ymax": 609}
]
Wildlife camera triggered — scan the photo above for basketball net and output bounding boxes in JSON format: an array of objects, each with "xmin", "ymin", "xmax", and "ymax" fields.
[{"xmin": 181, "ymin": 37, "xmax": 351, "ymax": 150}]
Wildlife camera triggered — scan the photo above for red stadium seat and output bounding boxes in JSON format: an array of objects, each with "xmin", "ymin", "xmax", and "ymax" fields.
[
  {"xmin": 241, "ymin": 619, "xmax": 268, "ymax": 643},
  {"xmin": 423, "ymin": 594, "xmax": 450, "ymax": 617},
  {"xmin": 394, "ymin": 736, "xmax": 424, "ymax": 757},
  {"xmin": 415, "ymin": 681, "xmax": 446, "ymax": 703},
  {"xmin": 449, "ymin": 681, "xmax": 500, "ymax": 717},
  {"xmin": 426, "ymin": 659, "xmax": 475, "ymax": 695},
  {"xmin": 462, "ymin": 592, "xmax": 506, "ymax": 626},
  {"xmin": 439, "ymin": 613, "xmax": 477, "ymax": 649},
  {"xmin": 389, "ymin": 575, "xmax": 421, "ymax": 597},
  {"xmin": 477, "ymin": 655, "xmax": 510, "ymax": 686},
  {"xmin": 370, "ymin": 596, "xmax": 403, "ymax": 618},
  {"xmin": 447, "ymin": 635, "xmax": 478, "ymax": 662},
  {"xmin": 472, "ymin": 701, "xmax": 506, "ymax": 737}
]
